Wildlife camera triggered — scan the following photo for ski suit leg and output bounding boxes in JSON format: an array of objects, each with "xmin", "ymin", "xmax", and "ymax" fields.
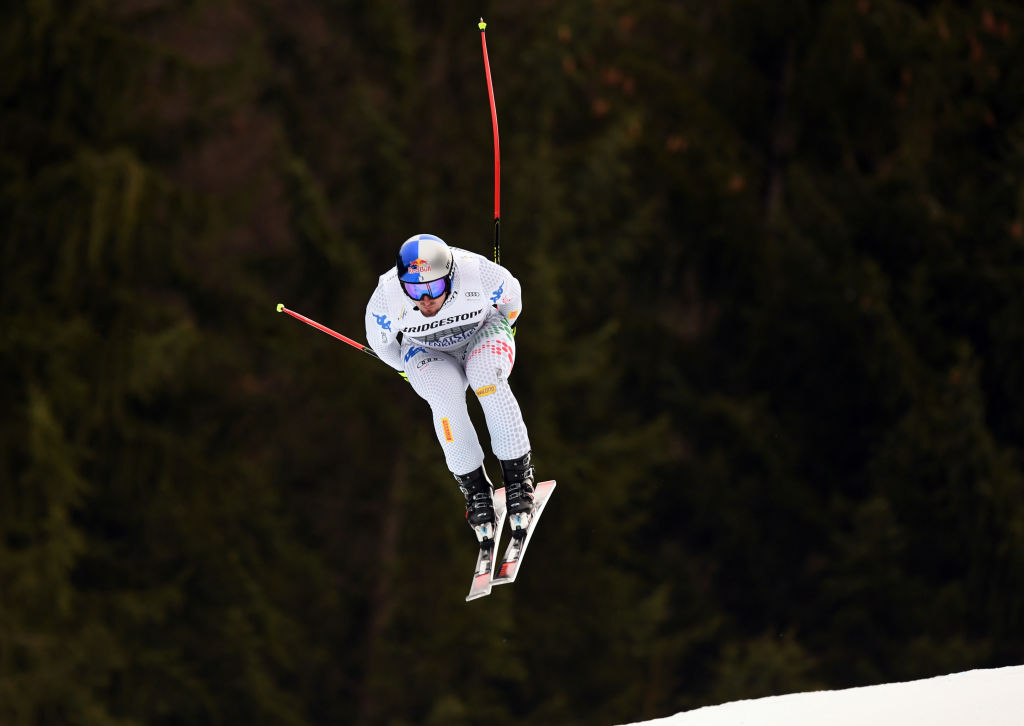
[
  {"xmin": 402, "ymin": 343, "xmax": 485, "ymax": 476},
  {"xmin": 462, "ymin": 309, "xmax": 531, "ymax": 461}
]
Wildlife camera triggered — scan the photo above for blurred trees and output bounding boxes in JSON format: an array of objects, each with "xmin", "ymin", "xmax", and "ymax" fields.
[{"xmin": 2, "ymin": 1, "xmax": 1023, "ymax": 725}]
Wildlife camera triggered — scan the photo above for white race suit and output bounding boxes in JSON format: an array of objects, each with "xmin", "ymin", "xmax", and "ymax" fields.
[{"xmin": 364, "ymin": 247, "xmax": 531, "ymax": 475}]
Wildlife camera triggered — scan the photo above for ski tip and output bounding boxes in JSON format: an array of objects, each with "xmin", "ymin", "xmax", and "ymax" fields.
[
  {"xmin": 276, "ymin": 303, "xmax": 284, "ymax": 312},
  {"xmin": 478, "ymin": 18, "xmax": 487, "ymax": 30}
]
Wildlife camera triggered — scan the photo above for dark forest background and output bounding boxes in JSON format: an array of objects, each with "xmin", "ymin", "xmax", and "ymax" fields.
[{"xmin": 3, "ymin": 1, "xmax": 1024, "ymax": 725}]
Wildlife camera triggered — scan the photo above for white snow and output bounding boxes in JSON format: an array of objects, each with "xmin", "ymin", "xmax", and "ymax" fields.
[{"xmin": 620, "ymin": 665, "xmax": 1024, "ymax": 726}]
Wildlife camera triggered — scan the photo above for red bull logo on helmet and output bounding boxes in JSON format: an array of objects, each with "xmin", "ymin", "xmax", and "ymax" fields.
[{"xmin": 407, "ymin": 258, "xmax": 431, "ymax": 276}]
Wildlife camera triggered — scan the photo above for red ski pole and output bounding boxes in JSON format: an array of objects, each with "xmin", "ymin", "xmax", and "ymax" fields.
[
  {"xmin": 479, "ymin": 17, "xmax": 501, "ymax": 265},
  {"xmin": 276, "ymin": 303, "xmax": 380, "ymax": 360}
]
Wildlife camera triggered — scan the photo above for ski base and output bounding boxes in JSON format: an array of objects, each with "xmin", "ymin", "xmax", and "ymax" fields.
[
  {"xmin": 465, "ymin": 487, "xmax": 507, "ymax": 601},
  {"xmin": 491, "ymin": 480, "xmax": 556, "ymax": 587}
]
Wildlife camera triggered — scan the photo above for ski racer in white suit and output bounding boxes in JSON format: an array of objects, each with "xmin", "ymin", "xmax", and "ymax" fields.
[{"xmin": 365, "ymin": 233, "xmax": 536, "ymax": 539}]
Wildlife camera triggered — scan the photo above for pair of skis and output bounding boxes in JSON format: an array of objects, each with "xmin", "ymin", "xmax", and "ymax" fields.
[{"xmin": 466, "ymin": 480, "xmax": 556, "ymax": 601}]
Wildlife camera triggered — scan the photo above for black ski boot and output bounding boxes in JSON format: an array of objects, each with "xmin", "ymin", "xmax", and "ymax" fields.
[
  {"xmin": 500, "ymin": 452, "xmax": 536, "ymax": 532},
  {"xmin": 455, "ymin": 466, "xmax": 496, "ymax": 542}
]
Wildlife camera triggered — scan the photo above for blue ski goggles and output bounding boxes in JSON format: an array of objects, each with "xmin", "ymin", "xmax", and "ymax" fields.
[{"xmin": 401, "ymin": 276, "xmax": 449, "ymax": 301}]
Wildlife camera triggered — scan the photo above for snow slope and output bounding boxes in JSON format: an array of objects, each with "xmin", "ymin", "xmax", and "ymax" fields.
[{"xmin": 621, "ymin": 665, "xmax": 1024, "ymax": 726}]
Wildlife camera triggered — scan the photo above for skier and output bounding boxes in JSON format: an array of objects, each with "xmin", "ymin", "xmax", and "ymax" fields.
[{"xmin": 364, "ymin": 233, "xmax": 536, "ymax": 542}]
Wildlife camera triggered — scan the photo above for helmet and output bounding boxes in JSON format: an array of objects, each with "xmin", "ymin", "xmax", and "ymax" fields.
[
  {"xmin": 396, "ymin": 234, "xmax": 455, "ymax": 300},
  {"xmin": 397, "ymin": 233, "xmax": 453, "ymax": 282}
]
